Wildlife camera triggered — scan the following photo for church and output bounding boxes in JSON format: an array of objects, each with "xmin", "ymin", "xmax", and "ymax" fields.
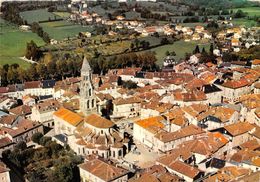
[{"xmin": 53, "ymin": 57, "xmax": 131, "ymax": 159}]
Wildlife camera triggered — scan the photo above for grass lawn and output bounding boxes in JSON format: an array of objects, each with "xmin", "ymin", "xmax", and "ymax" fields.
[
  {"xmin": 40, "ymin": 21, "xmax": 94, "ymax": 40},
  {"xmin": 231, "ymin": 7, "xmax": 260, "ymax": 17},
  {"xmin": 0, "ymin": 57, "xmax": 31, "ymax": 69},
  {"xmin": 231, "ymin": 18, "xmax": 257, "ymax": 27},
  {"xmin": 52, "ymin": 12, "xmax": 71, "ymax": 18},
  {"xmin": 150, "ymin": 40, "xmax": 210, "ymax": 66},
  {"xmin": 180, "ymin": 22, "xmax": 207, "ymax": 27},
  {"xmin": 139, "ymin": 36, "xmax": 162, "ymax": 47},
  {"xmin": 0, "ymin": 18, "xmax": 44, "ymax": 69},
  {"xmin": 101, "ymin": 41, "xmax": 131, "ymax": 55},
  {"xmin": 20, "ymin": 9, "xmax": 59, "ymax": 24}
]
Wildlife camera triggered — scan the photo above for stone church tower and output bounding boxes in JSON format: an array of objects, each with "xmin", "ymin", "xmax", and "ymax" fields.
[{"xmin": 80, "ymin": 57, "xmax": 96, "ymax": 115}]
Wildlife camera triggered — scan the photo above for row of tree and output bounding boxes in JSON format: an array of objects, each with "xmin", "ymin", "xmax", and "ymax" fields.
[
  {"xmin": 130, "ymin": 39, "xmax": 150, "ymax": 51},
  {"xmin": 31, "ymin": 22, "xmax": 51, "ymax": 43},
  {"xmin": 1, "ymin": 3, "xmax": 24, "ymax": 25},
  {"xmin": 0, "ymin": 55, "xmax": 82, "ymax": 86},
  {"xmin": 0, "ymin": 49, "xmax": 159, "ymax": 86},
  {"xmin": 90, "ymin": 51, "xmax": 158, "ymax": 75}
]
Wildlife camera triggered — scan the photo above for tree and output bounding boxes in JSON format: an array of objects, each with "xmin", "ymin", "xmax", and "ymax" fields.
[
  {"xmin": 27, "ymin": 64, "xmax": 39, "ymax": 80},
  {"xmin": 55, "ymin": 163, "xmax": 74, "ymax": 182},
  {"xmin": 17, "ymin": 67, "xmax": 27, "ymax": 83},
  {"xmin": 7, "ymin": 67, "xmax": 18, "ymax": 84},
  {"xmin": 170, "ymin": 51, "xmax": 176, "ymax": 56},
  {"xmin": 207, "ymin": 21, "xmax": 219, "ymax": 29},
  {"xmin": 210, "ymin": 43, "xmax": 214, "ymax": 54},
  {"xmin": 117, "ymin": 76, "xmax": 123, "ymax": 86},
  {"xmin": 36, "ymin": 64, "xmax": 47, "ymax": 79},
  {"xmin": 122, "ymin": 80, "xmax": 138, "ymax": 89},
  {"xmin": 193, "ymin": 45, "xmax": 200, "ymax": 54},
  {"xmin": 161, "ymin": 37, "xmax": 169, "ymax": 45},
  {"xmin": 202, "ymin": 47, "xmax": 206, "ymax": 54},
  {"xmin": 32, "ymin": 132, "xmax": 43, "ymax": 144},
  {"xmin": 134, "ymin": 39, "xmax": 140, "ymax": 50},
  {"xmin": 15, "ymin": 141, "xmax": 27, "ymax": 151},
  {"xmin": 130, "ymin": 42, "xmax": 135, "ymax": 51},
  {"xmin": 50, "ymin": 142, "xmax": 63, "ymax": 156},
  {"xmin": 234, "ymin": 10, "xmax": 246, "ymax": 18},
  {"xmin": 42, "ymin": 32, "xmax": 50, "ymax": 43},
  {"xmin": 47, "ymin": 60, "xmax": 57, "ymax": 78},
  {"xmin": 39, "ymin": 136, "xmax": 52, "ymax": 146},
  {"xmin": 25, "ymin": 40, "xmax": 41, "ymax": 60},
  {"xmin": 98, "ymin": 77, "xmax": 103, "ymax": 87}
]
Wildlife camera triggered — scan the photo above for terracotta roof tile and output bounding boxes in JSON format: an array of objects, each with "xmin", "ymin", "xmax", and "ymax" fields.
[
  {"xmin": 224, "ymin": 122, "xmax": 255, "ymax": 136},
  {"xmin": 9, "ymin": 105, "xmax": 31, "ymax": 115},
  {"xmin": 135, "ymin": 116, "xmax": 165, "ymax": 134},
  {"xmin": 114, "ymin": 97, "xmax": 142, "ymax": 105},
  {"xmin": 167, "ymin": 160, "xmax": 201, "ymax": 179},
  {"xmin": 53, "ymin": 108, "xmax": 83, "ymax": 126},
  {"xmin": 84, "ymin": 114, "xmax": 114, "ymax": 128},
  {"xmin": 78, "ymin": 158, "xmax": 129, "ymax": 181}
]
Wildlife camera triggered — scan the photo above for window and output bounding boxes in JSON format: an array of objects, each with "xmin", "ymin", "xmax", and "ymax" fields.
[
  {"xmin": 87, "ymin": 100, "xmax": 90, "ymax": 109},
  {"xmin": 89, "ymin": 89, "xmax": 92, "ymax": 96},
  {"xmin": 92, "ymin": 99, "xmax": 95, "ymax": 108}
]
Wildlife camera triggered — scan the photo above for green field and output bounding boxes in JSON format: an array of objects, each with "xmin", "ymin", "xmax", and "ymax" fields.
[
  {"xmin": 20, "ymin": 9, "xmax": 60, "ymax": 24},
  {"xmin": 52, "ymin": 12, "xmax": 71, "ymax": 18},
  {"xmin": 231, "ymin": 18, "xmax": 257, "ymax": 27},
  {"xmin": 180, "ymin": 22, "xmax": 207, "ymax": 27},
  {"xmin": 150, "ymin": 40, "xmax": 210, "ymax": 66},
  {"xmin": 0, "ymin": 18, "xmax": 45, "ymax": 69},
  {"xmin": 40, "ymin": 21, "xmax": 94, "ymax": 40},
  {"xmin": 231, "ymin": 7, "xmax": 260, "ymax": 17}
]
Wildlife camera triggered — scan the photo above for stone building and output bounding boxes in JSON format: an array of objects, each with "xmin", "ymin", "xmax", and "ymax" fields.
[{"xmin": 80, "ymin": 57, "xmax": 97, "ymax": 115}]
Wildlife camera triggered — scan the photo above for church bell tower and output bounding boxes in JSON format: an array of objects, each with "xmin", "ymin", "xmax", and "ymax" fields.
[{"xmin": 80, "ymin": 57, "xmax": 96, "ymax": 114}]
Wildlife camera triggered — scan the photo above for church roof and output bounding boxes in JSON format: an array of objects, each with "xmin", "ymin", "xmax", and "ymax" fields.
[
  {"xmin": 54, "ymin": 107, "xmax": 83, "ymax": 127},
  {"xmin": 81, "ymin": 57, "xmax": 92, "ymax": 72},
  {"xmin": 84, "ymin": 114, "xmax": 114, "ymax": 128}
]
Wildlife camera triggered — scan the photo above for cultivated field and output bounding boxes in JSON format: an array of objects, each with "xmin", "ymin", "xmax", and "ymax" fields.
[
  {"xmin": 0, "ymin": 18, "xmax": 44, "ymax": 68},
  {"xmin": 231, "ymin": 18, "xmax": 257, "ymax": 27},
  {"xmin": 40, "ymin": 21, "xmax": 94, "ymax": 40},
  {"xmin": 230, "ymin": 6, "xmax": 260, "ymax": 27},
  {"xmin": 231, "ymin": 7, "xmax": 260, "ymax": 16},
  {"xmin": 20, "ymin": 9, "xmax": 59, "ymax": 24},
  {"xmin": 52, "ymin": 12, "xmax": 71, "ymax": 18},
  {"xmin": 150, "ymin": 40, "xmax": 210, "ymax": 66}
]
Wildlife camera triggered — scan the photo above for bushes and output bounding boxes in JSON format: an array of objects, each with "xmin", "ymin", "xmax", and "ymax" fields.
[
  {"xmin": 32, "ymin": 132, "xmax": 44, "ymax": 144},
  {"xmin": 122, "ymin": 80, "xmax": 138, "ymax": 89},
  {"xmin": 39, "ymin": 136, "xmax": 52, "ymax": 146}
]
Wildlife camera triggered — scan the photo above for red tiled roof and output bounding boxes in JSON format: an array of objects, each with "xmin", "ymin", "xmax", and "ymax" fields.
[
  {"xmin": 78, "ymin": 158, "xmax": 129, "ymax": 181},
  {"xmin": 24, "ymin": 81, "xmax": 41, "ymax": 89}
]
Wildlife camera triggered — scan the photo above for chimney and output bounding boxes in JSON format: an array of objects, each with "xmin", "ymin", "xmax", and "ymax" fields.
[
  {"xmin": 179, "ymin": 155, "xmax": 184, "ymax": 162},
  {"xmin": 166, "ymin": 112, "xmax": 171, "ymax": 132}
]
